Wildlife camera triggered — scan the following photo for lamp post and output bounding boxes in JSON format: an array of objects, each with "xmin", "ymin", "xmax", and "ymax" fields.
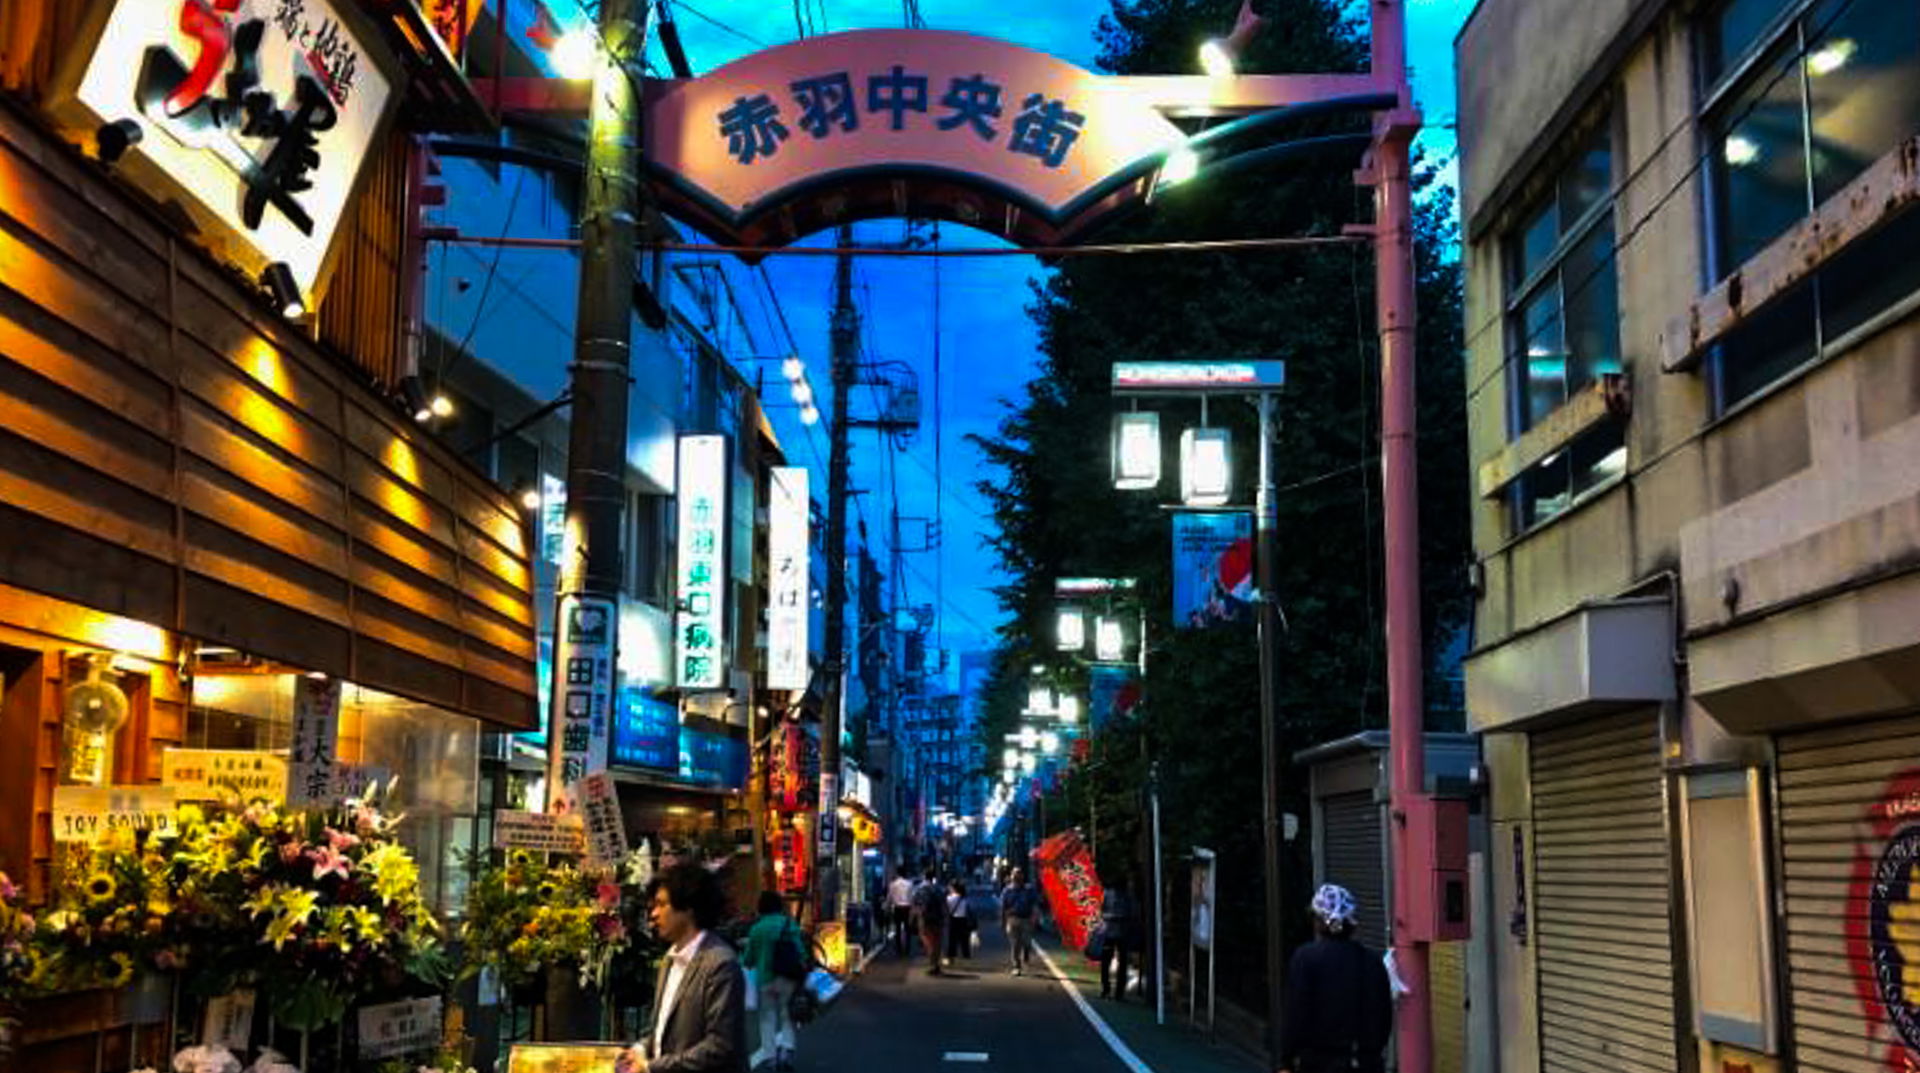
[{"xmin": 1111, "ymin": 358, "xmax": 1286, "ymax": 1060}]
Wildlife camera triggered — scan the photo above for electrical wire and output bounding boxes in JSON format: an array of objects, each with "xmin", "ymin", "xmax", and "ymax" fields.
[
  {"xmin": 433, "ymin": 166, "xmax": 529, "ymax": 392},
  {"xmin": 671, "ymin": 0, "xmax": 768, "ymax": 47}
]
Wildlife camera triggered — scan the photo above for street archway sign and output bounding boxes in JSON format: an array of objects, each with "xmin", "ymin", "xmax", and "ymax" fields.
[{"xmin": 643, "ymin": 29, "xmax": 1186, "ymax": 248}]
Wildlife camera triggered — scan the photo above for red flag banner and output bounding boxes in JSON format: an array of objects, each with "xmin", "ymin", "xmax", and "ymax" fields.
[{"xmin": 1034, "ymin": 830, "xmax": 1105, "ymax": 957}]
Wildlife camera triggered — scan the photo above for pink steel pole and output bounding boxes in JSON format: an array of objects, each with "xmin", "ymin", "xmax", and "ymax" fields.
[{"xmin": 1369, "ymin": 2, "xmax": 1431, "ymax": 1072}]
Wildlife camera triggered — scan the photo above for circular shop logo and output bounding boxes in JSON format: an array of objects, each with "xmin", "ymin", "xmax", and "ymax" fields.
[{"xmin": 1871, "ymin": 825, "xmax": 1920, "ymax": 1052}]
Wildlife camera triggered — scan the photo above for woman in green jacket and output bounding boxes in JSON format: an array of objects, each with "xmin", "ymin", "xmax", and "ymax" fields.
[{"xmin": 740, "ymin": 891, "xmax": 801, "ymax": 1072}]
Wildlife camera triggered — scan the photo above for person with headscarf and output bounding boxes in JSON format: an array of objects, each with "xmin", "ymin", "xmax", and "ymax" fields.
[{"xmin": 1274, "ymin": 884, "xmax": 1393, "ymax": 1073}]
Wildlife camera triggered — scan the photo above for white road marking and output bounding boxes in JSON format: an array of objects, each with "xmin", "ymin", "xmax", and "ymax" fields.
[
  {"xmin": 943, "ymin": 1053, "xmax": 991, "ymax": 1063},
  {"xmin": 1034, "ymin": 944, "xmax": 1157, "ymax": 1073}
]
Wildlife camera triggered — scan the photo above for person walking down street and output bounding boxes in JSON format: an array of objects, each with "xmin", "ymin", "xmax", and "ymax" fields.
[
  {"xmin": 1000, "ymin": 868, "xmax": 1039, "ymax": 977},
  {"xmin": 617, "ymin": 863, "xmax": 749, "ymax": 1073},
  {"xmin": 915, "ymin": 867, "xmax": 949, "ymax": 975},
  {"xmin": 1097, "ymin": 875, "xmax": 1138, "ymax": 1002},
  {"xmin": 1275, "ymin": 885, "xmax": 1393, "ymax": 1073},
  {"xmin": 741, "ymin": 891, "xmax": 804, "ymax": 1072},
  {"xmin": 888, "ymin": 867, "xmax": 916, "ymax": 957},
  {"xmin": 945, "ymin": 879, "xmax": 974, "ymax": 962}
]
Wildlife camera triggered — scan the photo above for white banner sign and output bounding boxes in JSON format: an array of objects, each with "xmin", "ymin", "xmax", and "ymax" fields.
[
  {"xmin": 768, "ymin": 466, "xmax": 811, "ymax": 691},
  {"xmin": 1192, "ymin": 847, "xmax": 1216, "ymax": 952},
  {"xmin": 357, "ymin": 995, "xmax": 443, "ymax": 1060},
  {"xmin": 60, "ymin": 0, "xmax": 396, "ymax": 298},
  {"xmin": 202, "ymin": 989, "xmax": 256, "ymax": 1053},
  {"xmin": 288, "ymin": 675, "xmax": 342, "ymax": 807},
  {"xmin": 164, "ymin": 748, "xmax": 288, "ymax": 803},
  {"xmin": 492, "ymin": 810, "xmax": 586, "ymax": 855},
  {"xmin": 548, "ymin": 595, "xmax": 615, "ymax": 814},
  {"xmin": 675, "ymin": 435, "xmax": 728, "ymax": 690},
  {"xmin": 52, "ymin": 785, "xmax": 179, "ymax": 844},
  {"xmin": 580, "ymin": 771, "xmax": 629, "ymax": 866}
]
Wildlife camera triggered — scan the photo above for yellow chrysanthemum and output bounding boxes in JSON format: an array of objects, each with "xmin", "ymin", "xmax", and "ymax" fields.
[{"xmin": 84, "ymin": 871, "xmax": 117, "ymax": 905}]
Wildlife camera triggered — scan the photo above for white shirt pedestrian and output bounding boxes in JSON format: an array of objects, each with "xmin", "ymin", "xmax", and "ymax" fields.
[{"xmin": 654, "ymin": 930, "xmax": 709, "ymax": 1059}]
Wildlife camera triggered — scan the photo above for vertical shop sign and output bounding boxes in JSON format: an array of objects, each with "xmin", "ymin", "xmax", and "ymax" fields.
[
  {"xmin": 676, "ymin": 436, "xmax": 728, "ymax": 690},
  {"xmin": 549, "ymin": 596, "xmax": 616, "ymax": 814},
  {"xmin": 288, "ymin": 675, "xmax": 342, "ymax": 807},
  {"xmin": 768, "ymin": 466, "xmax": 811, "ymax": 691},
  {"xmin": 580, "ymin": 771, "xmax": 629, "ymax": 865},
  {"xmin": 817, "ymin": 770, "xmax": 839, "ymax": 857},
  {"xmin": 1033, "ymin": 830, "xmax": 1105, "ymax": 955}
]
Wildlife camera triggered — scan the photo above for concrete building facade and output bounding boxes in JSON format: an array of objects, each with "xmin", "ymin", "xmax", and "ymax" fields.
[{"xmin": 1457, "ymin": 2, "xmax": 1920, "ymax": 1073}]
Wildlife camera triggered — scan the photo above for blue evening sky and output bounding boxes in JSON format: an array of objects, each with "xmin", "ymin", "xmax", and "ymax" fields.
[{"xmin": 567, "ymin": 0, "xmax": 1475, "ymax": 662}]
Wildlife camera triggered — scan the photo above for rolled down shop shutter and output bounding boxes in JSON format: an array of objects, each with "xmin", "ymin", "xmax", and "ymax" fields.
[
  {"xmin": 1323, "ymin": 789, "xmax": 1389, "ymax": 954},
  {"xmin": 1530, "ymin": 711, "xmax": 1679, "ymax": 1073},
  {"xmin": 1777, "ymin": 713, "xmax": 1920, "ymax": 1073}
]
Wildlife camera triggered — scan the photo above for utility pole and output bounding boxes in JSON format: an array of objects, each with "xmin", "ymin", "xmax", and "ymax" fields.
[
  {"xmin": 546, "ymin": 0, "xmax": 644, "ymax": 1042},
  {"xmin": 819, "ymin": 222, "xmax": 857, "ymax": 920},
  {"xmin": 1253, "ymin": 391, "xmax": 1286, "ymax": 1064}
]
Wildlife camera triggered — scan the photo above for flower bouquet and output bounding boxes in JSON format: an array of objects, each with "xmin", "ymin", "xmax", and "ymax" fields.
[{"xmin": 458, "ymin": 851, "xmax": 631, "ymax": 996}]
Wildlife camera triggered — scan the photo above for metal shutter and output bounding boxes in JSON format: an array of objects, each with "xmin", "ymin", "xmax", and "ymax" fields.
[
  {"xmin": 1323, "ymin": 789, "xmax": 1388, "ymax": 953},
  {"xmin": 1777, "ymin": 713, "xmax": 1920, "ymax": 1073},
  {"xmin": 1431, "ymin": 940, "xmax": 1468, "ymax": 1073},
  {"xmin": 1531, "ymin": 711, "xmax": 1677, "ymax": 1073}
]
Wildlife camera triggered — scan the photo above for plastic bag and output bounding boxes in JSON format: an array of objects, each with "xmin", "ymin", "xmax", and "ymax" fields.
[
  {"xmin": 1383, "ymin": 949, "xmax": 1413, "ymax": 1001},
  {"xmin": 744, "ymin": 981, "xmax": 759, "ymax": 1012}
]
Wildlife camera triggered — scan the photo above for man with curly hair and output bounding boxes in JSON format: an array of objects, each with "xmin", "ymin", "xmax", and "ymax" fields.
[{"xmin": 618, "ymin": 864, "xmax": 748, "ymax": 1073}]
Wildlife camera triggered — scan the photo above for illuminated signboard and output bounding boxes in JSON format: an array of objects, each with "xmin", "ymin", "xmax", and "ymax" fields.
[
  {"xmin": 1111, "ymin": 360, "xmax": 1287, "ymax": 393},
  {"xmin": 675, "ymin": 435, "xmax": 728, "ymax": 690},
  {"xmin": 767, "ymin": 466, "xmax": 811, "ymax": 691},
  {"xmin": 55, "ymin": 0, "xmax": 400, "ymax": 299},
  {"xmin": 611, "ymin": 689, "xmax": 679, "ymax": 771}
]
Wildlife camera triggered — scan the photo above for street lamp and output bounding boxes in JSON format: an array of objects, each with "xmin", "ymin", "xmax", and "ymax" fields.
[
  {"xmin": 1057, "ymin": 608, "xmax": 1088, "ymax": 652},
  {"xmin": 1112, "ymin": 411, "xmax": 1163, "ymax": 489},
  {"xmin": 1057, "ymin": 694, "xmax": 1082, "ymax": 723},
  {"xmin": 1094, "ymin": 616, "xmax": 1126, "ymax": 663},
  {"xmin": 1180, "ymin": 427, "xmax": 1232, "ymax": 506},
  {"xmin": 1041, "ymin": 731, "xmax": 1060, "ymax": 756}
]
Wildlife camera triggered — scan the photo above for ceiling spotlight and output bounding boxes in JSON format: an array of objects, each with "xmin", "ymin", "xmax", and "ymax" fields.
[
  {"xmin": 95, "ymin": 119, "xmax": 143, "ymax": 166},
  {"xmin": 430, "ymin": 393, "xmax": 455, "ymax": 419},
  {"xmin": 260, "ymin": 261, "xmax": 305, "ymax": 319},
  {"xmin": 519, "ymin": 487, "xmax": 541, "ymax": 511}
]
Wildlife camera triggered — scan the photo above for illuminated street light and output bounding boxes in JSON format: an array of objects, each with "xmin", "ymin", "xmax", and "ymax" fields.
[
  {"xmin": 1058, "ymin": 694, "xmax": 1081, "ymax": 723},
  {"xmin": 1159, "ymin": 144, "xmax": 1202, "ymax": 188},
  {"xmin": 1057, "ymin": 608, "xmax": 1087, "ymax": 651},
  {"xmin": 520, "ymin": 487, "xmax": 541, "ymax": 511},
  {"xmin": 1020, "ymin": 752, "xmax": 1038, "ymax": 775},
  {"xmin": 1095, "ymin": 616, "xmax": 1126, "ymax": 662},
  {"xmin": 782, "ymin": 355, "xmax": 805, "ymax": 380},
  {"xmin": 1112, "ymin": 411, "xmax": 1162, "ymax": 490},
  {"xmin": 550, "ymin": 31, "xmax": 597, "ymax": 80},
  {"xmin": 1027, "ymin": 683, "xmax": 1055, "ymax": 715},
  {"xmin": 1199, "ymin": 39, "xmax": 1235, "ymax": 77},
  {"xmin": 1004, "ymin": 747, "xmax": 1020, "ymax": 770},
  {"xmin": 799, "ymin": 403, "xmax": 821, "ymax": 425},
  {"xmin": 1181, "ymin": 426, "xmax": 1232, "ymax": 506},
  {"xmin": 1019, "ymin": 726, "xmax": 1040, "ymax": 751},
  {"xmin": 790, "ymin": 380, "xmax": 813, "ymax": 406},
  {"xmin": 1041, "ymin": 731, "xmax": 1060, "ymax": 755},
  {"xmin": 1199, "ymin": 0, "xmax": 1266, "ymax": 78}
]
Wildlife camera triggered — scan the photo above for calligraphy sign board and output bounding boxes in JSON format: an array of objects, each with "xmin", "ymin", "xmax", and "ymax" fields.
[
  {"xmin": 548, "ymin": 595, "xmax": 615, "ymax": 813},
  {"xmin": 50, "ymin": 0, "xmax": 402, "ymax": 299},
  {"xmin": 53, "ymin": 785, "xmax": 179, "ymax": 844},
  {"xmin": 579, "ymin": 771, "xmax": 629, "ymax": 866},
  {"xmin": 288, "ymin": 674, "xmax": 342, "ymax": 807},
  {"xmin": 644, "ymin": 30, "xmax": 1185, "ymax": 249},
  {"xmin": 767, "ymin": 466, "xmax": 811, "ymax": 691},
  {"xmin": 164, "ymin": 748, "xmax": 288, "ymax": 803},
  {"xmin": 493, "ymin": 810, "xmax": 586, "ymax": 855},
  {"xmin": 675, "ymin": 436, "xmax": 729, "ymax": 690},
  {"xmin": 357, "ymin": 995, "xmax": 443, "ymax": 1060}
]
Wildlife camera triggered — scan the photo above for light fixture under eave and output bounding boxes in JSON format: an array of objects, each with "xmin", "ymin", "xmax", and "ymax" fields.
[
  {"xmin": 1723, "ymin": 135, "xmax": 1761, "ymax": 167},
  {"xmin": 430, "ymin": 393, "xmax": 455, "ymax": 419},
  {"xmin": 1180, "ymin": 426, "xmax": 1233, "ymax": 506},
  {"xmin": 260, "ymin": 261, "xmax": 304, "ymax": 319},
  {"xmin": 1808, "ymin": 38, "xmax": 1857, "ymax": 77},
  {"xmin": 520, "ymin": 487, "xmax": 541, "ymax": 511}
]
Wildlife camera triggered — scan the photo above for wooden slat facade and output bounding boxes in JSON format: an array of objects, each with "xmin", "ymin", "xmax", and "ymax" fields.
[{"xmin": 0, "ymin": 97, "xmax": 537, "ymax": 728}]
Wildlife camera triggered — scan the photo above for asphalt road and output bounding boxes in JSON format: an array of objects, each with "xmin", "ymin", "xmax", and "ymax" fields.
[{"xmin": 789, "ymin": 900, "xmax": 1136, "ymax": 1073}]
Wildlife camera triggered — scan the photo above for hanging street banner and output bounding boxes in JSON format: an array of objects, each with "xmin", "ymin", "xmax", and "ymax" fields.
[
  {"xmin": 288, "ymin": 675, "xmax": 343, "ymax": 807},
  {"xmin": 1034, "ymin": 830, "xmax": 1105, "ymax": 957},
  {"xmin": 548, "ymin": 595, "xmax": 615, "ymax": 814},
  {"xmin": 676, "ymin": 436, "xmax": 729, "ymax": 690},
  {"xmin": 164, "ymin": 748, "xmax": 288, "ymax": 804},
  {"xmin": 1088, "ymin": 665, "xmax": 1141, "ymax": 731},
  {"xmin": 643, "ymin": 30, "xmax": 1187, "ymax": 249},
  {"xmin": 1172, "ymin": 511, "xmax": 1255, "ymax": 628},
  {"xmin": 767, "ymin": 466, "xmax": 811, "ymax": 691},
  {"xmin": 52, "ymin": 0, "xmax": 401, "ymax": 298}
]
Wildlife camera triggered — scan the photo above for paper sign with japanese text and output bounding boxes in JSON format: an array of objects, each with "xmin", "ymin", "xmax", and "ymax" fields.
[
  {"xmin": 357, "ymin": 994, "xmax": 443, "ymax": 1060},
  {"xmin": 767, "ymin": 466, "xmax": 810, "ymax": 691},
  {"xmin": 52, "ymin": 785, "xmax": 179, "ymax": 845},
  {"xmin": 287, "ymin": 675, "xmax": 342, "ymax": 807},
  {"xmin": 203, "ymin": 989, "xmax": 256, "ymax": 1053},
  {"xmin": 547, "ymin": 595, "xmax": 615, "ymax": 814},
  {"xmin": 579, "ymin": 771, "xmax": 629, "ymax": 866},
  {"xmin": 164, "ymin": 748, "xmax": 288, "ymax": 803},
  {"xmin": 52, "ymin": 0, "xmax": 401, "ymax": 299},
  {"xmin": 492, "ymin": 810, "xmax": 586, "ymax": 855},
  {"xmin": 675, "ymin": 436, "xmax": 728, "ymax": 690}
]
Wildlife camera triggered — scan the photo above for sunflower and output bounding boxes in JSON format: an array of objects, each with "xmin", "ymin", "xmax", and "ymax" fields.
[
  {"xmin": 100, "ymin": 950, "xmax": 134, "ymax": 989},
  {"xmin": 23, "ymin": 945, "xmax": 49, "ymax": 986},
  {"xmin": 84, "ymin": 871, "xmax": 118, "ymax": 905}
]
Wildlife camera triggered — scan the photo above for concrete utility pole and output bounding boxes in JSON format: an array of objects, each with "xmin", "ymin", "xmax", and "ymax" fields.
[
  {"xmin": 546, "ymin": 0, "xmax": 644, "ymax": 1042},
  {"xmin": 819, "ymin": 222, "xmax": 857, "ymax": 919}
]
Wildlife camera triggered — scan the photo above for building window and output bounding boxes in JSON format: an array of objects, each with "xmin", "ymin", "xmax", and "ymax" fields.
[
  {"xmin": 1513, "ymin": 418, "xmax": 1628, "ymax": 531},
  {"xmin": 1506, "ymin": 128, "xmax": 1621, "ymax": 434},
  {"xmin": 1703, "ymin": 0, "xmax": 1920, "ymax": 407},
  {"xmin": 629, "ymin": 492, "xmax": 670, "ymax": 607}
]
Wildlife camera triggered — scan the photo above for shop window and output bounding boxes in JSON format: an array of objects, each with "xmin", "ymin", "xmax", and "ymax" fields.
[
  {"xmin": 629, "ymin": 492, "xmax": 671, "ymax": 607},
  {"xmin": 1703, "ymin": 0, "xmax": 1920, "ymax": 408},
  {"xmin": 1680, "ymin": 770, "xmax": 1777, "ymax": 1053},
  {"xmin": 1512, "ymin": 417, "xmax": 1628, "ymax": 532},
  {"xmin": 1506, "ymin": 128, "xmax": 1622, "ymax": 435}
]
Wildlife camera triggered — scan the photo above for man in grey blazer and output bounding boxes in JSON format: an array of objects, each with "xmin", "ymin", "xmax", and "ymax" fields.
[{"xmin": 618, "ymin": 863, "xmax": 750, "ymax": 1073}]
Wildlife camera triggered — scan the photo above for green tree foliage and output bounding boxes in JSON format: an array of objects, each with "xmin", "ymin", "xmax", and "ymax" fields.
[{"xmin": 968, "ymin": 0, "xmax": 1470, "ymax": 1015}]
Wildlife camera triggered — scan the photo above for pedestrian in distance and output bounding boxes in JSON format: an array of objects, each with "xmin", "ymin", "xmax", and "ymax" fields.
[
  {"xmin": 1274, "ymin": 884, "xmax": 1393, "ymax": 1073},
  {"xmin": 741, "ymin": 891, "xmax": 805, "ymax": 1072},
  {"xmin": 1000, "ymin": 867, "xmax": 1039, "ymax": 977},
  {"xmin": 945, "ymin": 879, "xmax": 975, "ymax": 962},
  {"xmin": 915, "ymin": 866, "xmax": 950, "ymax": 975},
  {"xmin": 1097, "ymin": 873, "xmax": 1138, "ymax": 1002},
  {"xmin": 888, "ymin": 866, "xmax": 916, "ymax": 957},
  {"xmin": 617, "ymin": 863, "xmax": 749, "ymax": 1073}
]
